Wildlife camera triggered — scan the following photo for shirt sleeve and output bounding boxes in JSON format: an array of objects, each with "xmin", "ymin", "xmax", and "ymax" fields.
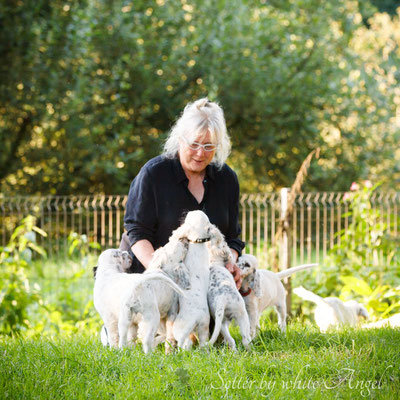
[
  {"xmin": 124, "ymin": 165, "xmax": 157, "ymax": 246},
  {"xmin": 225, "ymin": 168, "xmax": 245, "ymax": 256}
]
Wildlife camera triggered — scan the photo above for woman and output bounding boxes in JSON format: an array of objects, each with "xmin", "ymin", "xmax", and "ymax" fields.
[{"xmin": 123, "ymin": 98, "xmax": 244, "ymax": 287}]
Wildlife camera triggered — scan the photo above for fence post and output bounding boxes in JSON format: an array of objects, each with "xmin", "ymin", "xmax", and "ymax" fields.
[{"xmin": 280, "ymin": 187, "xmax": 292, "ymax": 315}]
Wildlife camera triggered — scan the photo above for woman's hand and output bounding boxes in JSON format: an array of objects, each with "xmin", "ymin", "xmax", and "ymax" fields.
[{"xmin": 225, "ymin": 261, "xmax": 242, "ymax": 289}]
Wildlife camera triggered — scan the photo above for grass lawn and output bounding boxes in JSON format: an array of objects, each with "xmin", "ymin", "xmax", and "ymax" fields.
[{"xmin": 1, "ymin": 319, "xmax": 399, "ymax": 399}]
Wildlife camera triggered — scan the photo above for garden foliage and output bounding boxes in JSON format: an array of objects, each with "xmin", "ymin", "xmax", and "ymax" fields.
[
  {"xmin": 1, "ymin": 0, "xmax": 399, "ymax": 195},
  {"xmin": 300, "ymin": 181, "xmax": 400, "ymax": 319},
  {"xmin": 0, "ymin": 216, "xmax": 46, "ymax": 335},
  {"xmin": 0, "ymin": 216, "xmax": 101, "ymax": 336}
]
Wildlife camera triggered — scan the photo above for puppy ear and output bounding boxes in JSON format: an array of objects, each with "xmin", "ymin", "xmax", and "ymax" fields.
[
  {"xmin": 175, "ymin": 262, "xmax": 191, "ymax": 290},
  {"xmin": 121, "ymin": 251, "xmax": 133, "ymax": 270},
  {"xmin": 208, "ymin": 224, "xmax": 232, "ymax": 262},
  {"xmin": 171, "ymin": 224, "xmax": 189, "ymax": 241},
  {"xmin": 175, "ymin": 238, "xmax": 189, "ymax": 261},
  {"xmin": 252, "ymin": 271, "xmax": 262, "ymax": 297},
  {"xmin": 209, "ymin": 224, "xmax": 223, "ymax": 246}
]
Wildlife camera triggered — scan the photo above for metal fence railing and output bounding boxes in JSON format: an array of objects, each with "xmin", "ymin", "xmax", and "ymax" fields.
[{"xmin": 1, "ymin": 191, "xmax": 399, "ymax": 267}]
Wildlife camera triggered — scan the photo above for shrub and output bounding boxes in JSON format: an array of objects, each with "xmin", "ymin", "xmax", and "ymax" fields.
[{"xmin": 0, "ymin": 216, "xmax": 46, "ymax": 335}]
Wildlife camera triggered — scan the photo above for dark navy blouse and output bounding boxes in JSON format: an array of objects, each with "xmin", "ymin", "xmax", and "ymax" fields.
[{"xmin": 124, "ymin": 155, "xmax": 245, "ymax": 272}]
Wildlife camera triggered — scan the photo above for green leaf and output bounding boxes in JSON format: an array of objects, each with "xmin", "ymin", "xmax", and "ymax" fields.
[
  {"xmin": 340, "ymin": 276, "xmax": 372, "ymax": 296},
  {"xmin": 32, "ymin": 226, "xmax": 48, "ymax": 238}
]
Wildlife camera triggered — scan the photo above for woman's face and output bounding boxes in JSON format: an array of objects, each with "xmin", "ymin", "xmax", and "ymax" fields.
[{"xmin": 179, "ymin": 131, "xmax": 216, "ymax": 175}]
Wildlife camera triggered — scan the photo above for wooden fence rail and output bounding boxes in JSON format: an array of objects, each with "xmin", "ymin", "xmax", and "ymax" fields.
[{"xmin": 1, "ymin": 191, "xmax": 399, "ymax": 268}]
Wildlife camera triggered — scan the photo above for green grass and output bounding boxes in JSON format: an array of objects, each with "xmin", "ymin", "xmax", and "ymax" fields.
[{"xmin": 1, "ymin": 320, "xmax": 399, "ymax": 399}]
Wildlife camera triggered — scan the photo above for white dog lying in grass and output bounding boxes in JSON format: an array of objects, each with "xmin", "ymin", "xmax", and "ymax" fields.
[
  {"xmin": 94, "ymin": 247, "xmax": 188, "ymax": 352},
  {"xmin": 293, "ymin": 286, "xmax": 369, "ymax": 332},
  {"xmin": 362, "ymin": 313, "xmax": 400, "ymax": 329},
  {"xmin": 237, "ymin": 254, "xmax": 316, "ymax": 337}
]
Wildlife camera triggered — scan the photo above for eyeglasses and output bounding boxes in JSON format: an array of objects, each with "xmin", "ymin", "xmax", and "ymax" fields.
[{"xmin": 183, "ymin": 137, "xmax": 218, "ymax": 152}]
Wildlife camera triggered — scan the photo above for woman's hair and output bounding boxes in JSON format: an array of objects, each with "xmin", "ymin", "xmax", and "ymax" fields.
[{"xmin": 162, "ymin": 98, "xmax": 231, "ymax": 168}]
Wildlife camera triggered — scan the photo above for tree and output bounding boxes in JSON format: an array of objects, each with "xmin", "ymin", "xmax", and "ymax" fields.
[{"xmin": 0, "ymin": 0, "xmax": 398, "ymax": 195}]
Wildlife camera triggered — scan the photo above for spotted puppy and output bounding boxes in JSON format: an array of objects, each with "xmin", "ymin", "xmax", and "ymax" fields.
[
  {"xmin": 94, "ymin": 247, "xmax": 189, "ymax": 353},
  {"xmin": 171, "ymin": 210, "xmax": 214, "ymax": 350},
  {"xmin": 237, "ymin": 254, "xmax": 316, "ymax": 337},
  {"xmin": 207, "ymin": 226, "xmax": 251, "ymax": 350},
  {"xmin": 118, "ymin": 238, "xmax": 191, "ymax": 352}
]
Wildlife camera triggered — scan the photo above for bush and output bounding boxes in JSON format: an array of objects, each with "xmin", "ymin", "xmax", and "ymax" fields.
[
  {"xmin": 298, "ymin": 181, "xmax": 400, "ymax": 320},
  {"xmin": 0, "ymin": 216, "xmax": 46, "ymax": 335}
]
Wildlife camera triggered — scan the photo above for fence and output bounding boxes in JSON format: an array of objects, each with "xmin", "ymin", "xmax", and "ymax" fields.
[{"xmin": 1, "ymin": 191, "xmax": 399, "ymax": 268}]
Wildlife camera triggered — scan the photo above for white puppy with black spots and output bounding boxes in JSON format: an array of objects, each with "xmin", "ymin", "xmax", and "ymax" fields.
[
  {"xmin": 170, "ymin": 210, "xmax": 215, "ymax": 350},
  {"xmin": 94, "ymin": 246, "xmax": 189, "ymax": 353},
  {"xmin": 237, "ymin": 254, "xmax": 316, "ymax": 337},
  {"xmin": 207, "ymin": 226, "xmax": 251, "ymax": 350}
]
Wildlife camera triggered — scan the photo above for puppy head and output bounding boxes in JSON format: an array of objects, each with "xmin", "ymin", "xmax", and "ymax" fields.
[
  {"xmin": 356, "ymin": 303, "xmax": 369, "ymax": 320},
  {"xmin": 150, "ymin": 237, "xmax": 189, "ymax": 272},
  {"xmin": 121, "ymin": 250, "xmax": 133, "ymax": 270},
  {"xmin": 237, "ymin": 254, "xmax": 261, "ymax": 297},
  {"xmin": 237, "ymin": 254, "xmax": 258, "ymax": 278},
  {"xmin": 207, "ymin": 224, "xmax": 233, "ymax": 263},
  {"xmin": 346, "ymin": 300, "xmax": 370, "ymax": 320},
  {"xmin": 173, "ymin": 210, "xmax": 211, "ymax": 242},
  {"xmin": 97, "ymin": 248, "xmax": 132, "ymax": 273}
]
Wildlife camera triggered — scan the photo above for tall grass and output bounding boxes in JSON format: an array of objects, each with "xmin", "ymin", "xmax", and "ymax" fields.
[{"xmin": 1, "ymin": 320, "xmax": 399, "ymax": 399}]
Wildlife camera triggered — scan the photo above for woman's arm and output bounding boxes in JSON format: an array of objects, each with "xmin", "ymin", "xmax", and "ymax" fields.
[{"xmin": 130, "ymin": 239, "xmax": 155, "ymax": 269}]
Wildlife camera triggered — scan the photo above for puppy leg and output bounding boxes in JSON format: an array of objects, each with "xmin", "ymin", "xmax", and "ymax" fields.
[
  {"xmin": 236, "ymin": 312, "xmax": 252, "ymax": 349},
  {"xmin": 141, "ymin": 312, "xmax": 160, "ymax": 354},
  {"xmin": 275, "ymin": 301, "xmax": 287, "ymax": 333},
  {"xmin": 165, "ymin": 319, "xmax": 177, "ymax": 354},
  {"xmin": 220, "ymin": 322, "xmax": 236, "ymax": 350},
  {"xmin": 127, "ymin": 324, "xmax": 138, "ymax": 347},
  {"xmin": 197, "ymin": 316, "xmax": 210, "ymax": 348},
  {"xmin": 174, "ymin": 319, "xmax": 197, "ymax": 350},
  {"xmin": 173, "ymin": 322, "xmax": 189, "ymax": 350},
  {"xmin": 165, "ymin": 303, "xmax": 178, "ymax": 354},
  {"xmin": 106, "ymin": 320, "xmax": 119, "ymax": 348},
  {"xmin": 118, "ymin": 306, "xmax": 134, "ymax": 349},
  {"xmin": 245, "ymin": 301, "xmax": 259, "ymax": 339}
]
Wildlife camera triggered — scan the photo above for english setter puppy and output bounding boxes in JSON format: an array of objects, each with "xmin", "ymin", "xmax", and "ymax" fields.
[
  {"xmin": 207, "ymin": 226, "xmax": 251, "ymax": 350},
  {"xmin": 171, "ymin": 210, "xmax": 214, "ymax": 350},
  {"xmin": 237, "ymin": 254, "xmax": 316, "ymax": 337},
  {"xmin": 293, "ymin": 286, "xmax": 369, "ymax": 332},
  {"xmin": 94, "ymin": 246, "xmax": 189, "ymax": 353},
  {"xmin": 138, "ymin": 235, "xmax": 191, "ymax": 353}
]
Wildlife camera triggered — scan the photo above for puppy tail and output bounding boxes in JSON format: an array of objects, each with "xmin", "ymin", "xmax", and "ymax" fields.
[
  {"xmin": 140, "ymin": 272, "xmax": 187, "ymax": 297},
  {"xmin": 293, "ymin": 286, "xmax": 326, "ymax": 306},
  {"xmin": 275, "ymin": 264, "xmax": 317, "ymax": 280},
  {"xmin": 208, "ymin": 304, "xmax": 224, "ymax": 345}
]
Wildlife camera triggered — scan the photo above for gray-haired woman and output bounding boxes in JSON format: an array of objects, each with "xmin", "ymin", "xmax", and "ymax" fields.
[{"xmin": 123, "ymin": 98, "xmax": 245, "ymax": 287}]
